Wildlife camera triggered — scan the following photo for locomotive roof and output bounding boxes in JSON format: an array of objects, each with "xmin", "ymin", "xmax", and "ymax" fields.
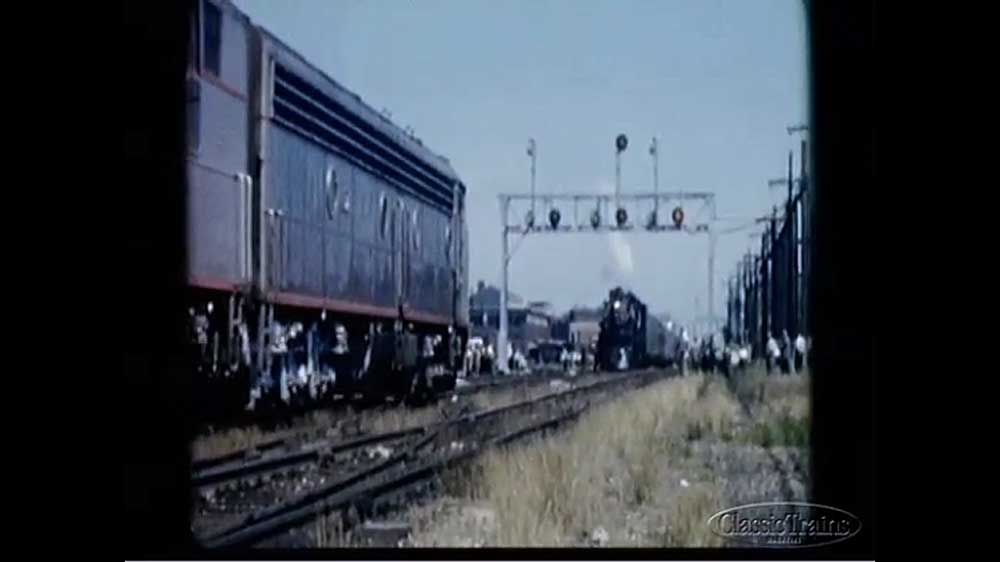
[{"xmin": 229, "ymin": 1, "xmax": 466, "ymax": 195}]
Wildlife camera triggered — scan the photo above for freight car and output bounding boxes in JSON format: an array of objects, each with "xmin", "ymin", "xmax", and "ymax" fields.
[
  {"xmin": 595, "ymin": 287, "xmax": 678, "ymax": 372},
  {"xmin": 185, "ymin": 0, "xmax": 469, "ymax": 418}
]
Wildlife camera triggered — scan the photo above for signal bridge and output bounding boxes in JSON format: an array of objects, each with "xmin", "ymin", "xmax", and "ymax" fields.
[{"xmin": 496, "ymin": 189, "xmax": 717, "ymax": 373}]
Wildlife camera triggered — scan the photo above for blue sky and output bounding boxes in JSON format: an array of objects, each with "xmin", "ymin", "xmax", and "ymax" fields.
[{"xmin": 234, "ymin": 0, "xmax": 808, "ymax": 324}]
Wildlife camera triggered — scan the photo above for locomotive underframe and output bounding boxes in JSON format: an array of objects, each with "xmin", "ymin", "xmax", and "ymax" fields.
[{"xmin": 188, "ymin": 285, "xmax": 463, "ymax": 420}]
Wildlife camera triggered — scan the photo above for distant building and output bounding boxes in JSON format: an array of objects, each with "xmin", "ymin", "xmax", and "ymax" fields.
[
  {"xmin": 568, "ymin": 320, "xmax": 601, "ymax": 347},
  {"xmin": 527, "ymin": 301, "xmax": 555, "ymax": 318},
  {"xmin": 551, "ymin": 306, "xmax": 604, "ymax": 343},
  {"xmin": 468, "ymin": 281, "xmax": 551, "ymax": 352}
]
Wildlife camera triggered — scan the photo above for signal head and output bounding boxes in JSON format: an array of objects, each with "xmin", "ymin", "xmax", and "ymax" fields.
[
  {"xmin": 671, "ymin": 206, "xmax": 685, "ymax": 228},
  {"xmin": 549, "ymin": 208, "xmax": 561, "ymax": 229},
  {"xmin": 615, "ymin": 207, "xmax": 628, "ymax": 227},
  {"xmin": 616, "ymin": 134, "xmax": 629, "ymax": 153}
]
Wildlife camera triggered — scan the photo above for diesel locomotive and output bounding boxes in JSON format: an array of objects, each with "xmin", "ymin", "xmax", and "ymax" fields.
[{"xmin": 185, "ymin": 0, "xmax": 469, "ymax": 417}]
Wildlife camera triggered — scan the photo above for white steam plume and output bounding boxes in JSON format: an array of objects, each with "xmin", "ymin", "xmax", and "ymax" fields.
[{"xmin": 596, "ymin": 179, "xmax": 634, "ymax": 283}]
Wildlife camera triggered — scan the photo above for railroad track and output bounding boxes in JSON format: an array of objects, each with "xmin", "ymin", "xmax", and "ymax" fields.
[
  {"xmin": 193, "ymin": 368, "xmax": 674, "ymax": 549},
  {"xmin": 191, "ymin": 367, "xmax": 590, "ymax": 474},
  {"xmin": 193, "ymin": 371, "xmax": 625, "ymax": 492}
]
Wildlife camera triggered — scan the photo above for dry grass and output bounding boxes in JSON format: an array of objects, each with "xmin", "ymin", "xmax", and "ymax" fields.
[
  {"xmin": 192, "ymin": 425, "xmax": 274, "ymax": 461},
  {"xmin": 314, "ymin": 512, "xmax": 346, "ymax": 548},
  {"xmin": 408, "ymin": 371, "xmax": 812, "ymax": 548},
  {"xmin": 192, "ymin": 409, "xmax": 340, "ymax": 461},
  {"xmin": 731, "ymin": 369, "xmax": 810, "ymax": 447}
]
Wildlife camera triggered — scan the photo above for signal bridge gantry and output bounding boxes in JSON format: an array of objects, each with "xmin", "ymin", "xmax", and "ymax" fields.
[{"xmin": 495, "ymin": 188, "xmax": 718, "ymax": 374}]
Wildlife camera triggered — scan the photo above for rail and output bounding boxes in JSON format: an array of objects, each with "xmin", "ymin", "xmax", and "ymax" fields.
[{"xmin": 196, "ymin": 368, "xmax": 671, "ymax": 548}]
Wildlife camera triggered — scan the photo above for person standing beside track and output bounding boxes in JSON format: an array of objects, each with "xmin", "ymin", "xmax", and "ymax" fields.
[
  {"xmin": 679, "ymin": 329, "xmax": 691, "ymax": 375},
  {"xmin": 727, "ymin": 345, "xmax": 740, "ymax": 378},
  {"xmin": 738, "ymin": 345, "xmax": 750, "ymax": 375},
  {"xmin": 766, "ymin": 334, "xmax": 779, "ymax": 375},
  {"xmin": 794, "ymin": 333, "xmax": 807, "ymax": 373},
  {"xmin": 782, "ymin": 330, "xmax": 793, "ymax": 375}
]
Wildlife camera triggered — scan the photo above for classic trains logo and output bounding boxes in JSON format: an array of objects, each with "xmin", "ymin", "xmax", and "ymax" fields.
[{"xmin": 707, "ymin": 502, "xmax": 861, "ymax": 548}]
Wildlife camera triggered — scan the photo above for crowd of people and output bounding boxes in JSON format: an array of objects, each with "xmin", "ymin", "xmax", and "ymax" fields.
[
  {"xmin": 462, "ymin": 338, "xmax": 590, "ymax": 377},
  {"xmin": 675, "ymin": 328, "xmax": 810, "ymax": 377},
  {"xmin": 462, "ymin": 330, "xmax": 809, "ymax": 379}
]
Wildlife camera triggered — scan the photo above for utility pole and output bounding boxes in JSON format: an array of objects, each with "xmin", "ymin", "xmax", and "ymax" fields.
[
  {"xmin": 734, "ymin": 261, "xmax": 742, "ymax": 345},
  {"xmin": 708, "ymin": 198, "xmax": 717, "ymax": 327},
  {"xmin": 787, "ymin": 124, "xmax": 809, "ymax": 336},
  {"xmin": 650, "ymin": 137, "xmax": 659, "ymax": 220},
  {"xmin": 752, "ymin": 254, "xmax": 760, "ymax": 354},
  {"xmin": 770, "ymin": 205, "xmax": 778, "ymax": 336},
  {"xmin": 527, "ymin": 139, "xmax": 536, "ymax": 225},
  {"xmin": 743, "ymin": 252, "xmax": 751, "ymax": 345},
  {"xmin": 761, "ymin": 226, "xmax": 769, "ymax": 345},
  {"xmin": 799, "ymin": 137, "xmax": 808, "ymax": 336},
  {"xmin": 498, "ymin": 196, "xmax": 510, "ymax": 374},
  {"xmin": 787, "ymin": 150, "xmax": 796, "ymax": 338},
  {"xmin": 726, "ymin": 276, "xmax": 733, "ymax": 343},
  {"xmin": 742, "ymin": 262, "xmax": 748, "ymax": 346}
]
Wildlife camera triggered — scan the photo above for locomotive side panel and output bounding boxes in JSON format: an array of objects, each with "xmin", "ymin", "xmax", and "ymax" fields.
[
  {"xmin": 414, "ymin": 205, "xmax": 453, "ymax": 320},
  {"xmin": 348, "ymin": 166, "xmax": 376, "ymax": 304},
  {"xmin": 193, "ymin": 0, "xmax": 250, "ymax": 173},
  {"xmin": 265, "ymin": 123, "xmax": 352, "ymax": 298},
  {"xmin": 457, "ymin": 195, "xmax": 470, "ymax": 328},
  {"xmin": 186, "ymin": 0, "xmax": 252, "ymax": 289},
  {"xmin": 258, "ymin": 30, "xmax": 465, "ymax": 325},
  {"xmin": 359, "ymin": 167, "xmax": 396, "ymax": 310},
  {"xmin": 187, "ymin": 163, "xmax": 250, "ymax": 287}
]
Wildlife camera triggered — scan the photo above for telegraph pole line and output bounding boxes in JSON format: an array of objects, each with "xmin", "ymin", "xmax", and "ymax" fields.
[{"xmin": 787, "ymin": 124, "xmax": 808, "ymax": 337}]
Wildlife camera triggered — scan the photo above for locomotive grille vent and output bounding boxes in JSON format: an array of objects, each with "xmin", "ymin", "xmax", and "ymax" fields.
[{"xmin": 272, "ymin": 63, "xmax": 455, "ymax": 213}]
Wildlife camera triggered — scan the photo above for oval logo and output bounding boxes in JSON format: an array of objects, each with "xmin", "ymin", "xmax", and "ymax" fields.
[{"xmin": 707, "ymin": 502, "xmax": 862, "ymax": 548}]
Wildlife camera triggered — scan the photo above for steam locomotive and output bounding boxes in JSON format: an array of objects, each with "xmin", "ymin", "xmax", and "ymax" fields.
[
  {"xmin": 185, "ymin": 0, "xmax": 469, "ymax": 419},
  {"xmin": 596, "ymin": 287, "xmax": 679, "ymax": 371}
]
